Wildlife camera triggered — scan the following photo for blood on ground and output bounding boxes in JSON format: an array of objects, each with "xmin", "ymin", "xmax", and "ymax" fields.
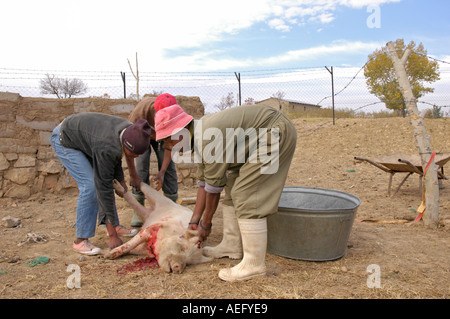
[{"xmin": 116, "ymin": 257, "xmax": 159, "ymax": 275}]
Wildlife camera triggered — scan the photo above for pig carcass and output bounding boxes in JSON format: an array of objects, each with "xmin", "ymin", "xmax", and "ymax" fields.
[{"xmin": 104, "ymin": 180, "xmax": 212, "ymax": 273}]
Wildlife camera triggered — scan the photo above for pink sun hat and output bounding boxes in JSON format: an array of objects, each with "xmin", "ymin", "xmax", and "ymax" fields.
[{"xmin": 155, "ymin": 104, "xmax": 193, "ymax": 140}]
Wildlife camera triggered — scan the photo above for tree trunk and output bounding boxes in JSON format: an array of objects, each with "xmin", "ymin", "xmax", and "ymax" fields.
[{"xmin": 387, "ymin": 41, "xmax": 439, "ymax": 228}]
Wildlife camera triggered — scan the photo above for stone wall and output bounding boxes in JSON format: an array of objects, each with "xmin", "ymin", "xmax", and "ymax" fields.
[{"xmin": 0, "ymin": 92, "xmax": 203, "ymax": 202}]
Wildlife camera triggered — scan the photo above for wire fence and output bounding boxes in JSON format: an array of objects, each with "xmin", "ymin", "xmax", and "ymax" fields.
[{"xmin": 1, "ymin": 56, "xmax": 449, "ymax": 116}]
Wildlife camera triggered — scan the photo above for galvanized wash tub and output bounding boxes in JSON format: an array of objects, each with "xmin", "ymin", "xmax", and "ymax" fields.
[{"xmin": 267, "ymin": 186, "xmax": 361, "ymax": 261}]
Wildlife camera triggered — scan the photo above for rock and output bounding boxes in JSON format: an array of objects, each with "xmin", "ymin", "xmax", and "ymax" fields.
[
  {"xmin": 4, "ymin": 185, "xmax": 31, "ymax": 199},
  {"xmin": 38, "ymin": 159, "xmax": 63, "ymax": 175},
  {"xmin": 4, "ymin": 167, "xmax": 36, "ymax": 184},
  {"xmin": 442, "ymin": 219, "xmax": 450, "ymax": 228},
  {"xmin": 0, "ymin": 153, "xmax": 9, "ymax": 171},
  {"xmin": 2, "ymin": 216, "xmax": 22, "ymax": 228},
  {"xmin": 14, "ymin": 154, "xmax": 36, "ymax": 168},
  {"xmin": 8, "ymin": 257, "xmax": 21, "ymax": 263}
]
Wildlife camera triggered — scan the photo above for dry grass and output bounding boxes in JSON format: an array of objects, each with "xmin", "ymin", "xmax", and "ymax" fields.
[{"xmin": 0, "ymin": 117, "xmax": 449, "ymax": 300}]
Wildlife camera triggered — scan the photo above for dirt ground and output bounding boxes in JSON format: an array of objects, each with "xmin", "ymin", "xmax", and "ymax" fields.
[{"xmin": 0, "ymin": 117, "xmax": 449, "ymax": 300}]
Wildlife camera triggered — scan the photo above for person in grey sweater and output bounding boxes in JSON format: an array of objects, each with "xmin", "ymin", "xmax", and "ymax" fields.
[{"xmin": 50, "ymin": 112, "xmax": 152, "ymax": 255}]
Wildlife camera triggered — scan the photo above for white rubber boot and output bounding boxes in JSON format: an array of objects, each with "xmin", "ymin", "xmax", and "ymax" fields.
[
  {"xmin": 218, "ymin": 218, "xmax": 267, "ymax": 282},
  {"xmin": 203, "ymin": 206, "xmax": 242, "ymax": 259}
]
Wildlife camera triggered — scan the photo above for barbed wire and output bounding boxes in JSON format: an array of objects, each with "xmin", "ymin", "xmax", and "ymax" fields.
[{"xmin": 0, "ymin": 53, "xmax": 449, "ymax": 115}]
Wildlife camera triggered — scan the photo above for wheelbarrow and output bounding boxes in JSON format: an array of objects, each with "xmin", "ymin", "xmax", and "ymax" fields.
[{"xmin": 354, "ymin": 153, "xmax": 449, "ymax": 196}]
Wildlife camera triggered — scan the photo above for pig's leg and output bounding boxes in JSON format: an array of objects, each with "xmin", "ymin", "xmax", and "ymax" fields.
[
  {"xmin": 127, "ymin": 242, "xmax": 151, "ymax": 256},
  {"xmin": 139, "ymin": 182, "xmax": 158, "ymax": 209},
  {"xmin": 113, "ymin": 180, "xmax": 152, "ymax": 221},
  {"xmin": 104, "ymin": 227, "xmax": 151, "ymax": 259}
]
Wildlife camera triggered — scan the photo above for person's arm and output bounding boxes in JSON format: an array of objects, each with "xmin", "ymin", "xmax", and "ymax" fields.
[
  {"xmin": 114, "ymin": 179, "xmax": 128, "ymax": 197},
  {"xmin": 124, "ymin": 153, "xmax": 142, "ymax": 190},
  {"xmin": 189, "ymin": 181, "xmax": 222, "ymax": 242},
  {"xmin": 189, "ymin": 184, "xmax": 207, "ymax": 230},
  {"xmin": 198, "ymin": 191, "xmax": 221, "ymax": 242},
  {"xmin": 153, "ymin": 149, "xmax": 172, "ymax": 191}
]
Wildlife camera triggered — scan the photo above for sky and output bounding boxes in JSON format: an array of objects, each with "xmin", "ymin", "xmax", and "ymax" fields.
[
  {"xmin": 1, "ymin": 0, "xmax": 449, "ymax": 113},
  {"xmin": 1, "ymin": 0, "xmax": 449, "ymax": 72}
]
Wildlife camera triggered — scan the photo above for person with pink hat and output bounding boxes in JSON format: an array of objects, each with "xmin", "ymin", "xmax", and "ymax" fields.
[
  {"xmin": 50, "ymin": 112, "xmax": 152, "ymax": 255},
  {"xmin": 127, "ymin": 93, "xmax": 180, "ymax": 227},
  {"xmin": 155, "ymin": 103, "xmax": 297, "ymax": 282}
]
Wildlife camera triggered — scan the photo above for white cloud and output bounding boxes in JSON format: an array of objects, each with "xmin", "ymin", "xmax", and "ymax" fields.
[
  {"xmin": 264, "ymin": 0, "xmax": 401, "ymax": 31},
  {"xmin": 338, "ymin": 0, "xmax": 401, "ymax": 9},
  {"xmin": 0, "ymin": 0, "xmax": 403, "ymax": 72},
  {"xmin": 268, "ymin": 19, "xmax": 291, "ymax": 32},
  {"xmin": 309, "ymin": 12, "xmax": 335, "ymax": 24},
  {"xmin": 260, "ymin": 40, "xmax": 382, "ymax": 66},
  {"xmin": 158, "ymin": 40, "xmax": 382, "ymax": 71}
]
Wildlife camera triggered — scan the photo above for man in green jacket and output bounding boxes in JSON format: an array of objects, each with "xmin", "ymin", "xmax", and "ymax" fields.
[{"xmin": 154, "ymin": 104, "xmax": 297, "ymax": 281}]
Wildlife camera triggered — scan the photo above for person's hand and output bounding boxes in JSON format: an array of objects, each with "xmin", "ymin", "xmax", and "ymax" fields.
[
  {"xmin": 152, "ymin": 171, "xmax": 165, "ymax": 191},
  {"xmin": 188, "ymin": 222, "xmax": 198, "ymax": 231},
  {"xmin": 198, "ymin": 220, "xmax": 212, "ymax": 243},
  {"xmin": 129, "ymin": 174, "xmax": 142, "ymax": 190},
  {"xmin": 113, "ymin": 179, "xmax": 126, "ymax": 197}
]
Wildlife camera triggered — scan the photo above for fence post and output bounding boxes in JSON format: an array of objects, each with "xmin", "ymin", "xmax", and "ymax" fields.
[
  {"xmin": 120, "ymin": 72, "xmax": 126, "ymax": 99},
  {"xmin": 387, "ymin": 41, "xmax": 439, "ymax": 228},
  {"xmin": 325, "ymin": 66, "xmax": 335, "ymax": 125},
  {"xmin": 235, "ymin": 72, "xmax": 241, "ymax": 106}
]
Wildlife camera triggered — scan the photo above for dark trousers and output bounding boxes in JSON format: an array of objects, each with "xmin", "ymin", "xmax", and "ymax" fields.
[{"xmin": 132, "ymin": 139, "xmax": 178, "ymax": 197}]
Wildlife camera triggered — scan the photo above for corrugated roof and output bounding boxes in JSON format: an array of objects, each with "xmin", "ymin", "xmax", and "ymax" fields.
[{"xmin": 256, "ymin": 97, "xmax": 320, "ymax": 107}]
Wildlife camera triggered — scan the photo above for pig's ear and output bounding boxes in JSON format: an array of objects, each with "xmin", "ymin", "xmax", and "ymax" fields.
[
  {"xmin": 159, "ymin": 259, "xmax": 171, "ymax": 273},
  {"xmin": 185, "ymin": 229, "xmax": 199, "ymax": 243},
  {"xmin": 186, "ymin": 245, "xmax": 214, "ymax": 265}
]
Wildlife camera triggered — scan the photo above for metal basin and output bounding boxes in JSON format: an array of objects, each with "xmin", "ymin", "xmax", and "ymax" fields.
[{"xmin": 267, "ymin": 187, "xmax": 361, "ymax": 261}]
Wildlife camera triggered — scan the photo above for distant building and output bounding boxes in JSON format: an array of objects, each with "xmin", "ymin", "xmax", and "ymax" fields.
[{"xmin": 256, "ymin": 97, "xmax": 320, "ymax": 114}]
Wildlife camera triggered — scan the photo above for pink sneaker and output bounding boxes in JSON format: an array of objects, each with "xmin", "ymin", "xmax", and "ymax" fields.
[
  {"xmin": 116, "ymin": 225, "xmax": 138, "ymax": 237},
  {"xmin": 73, "ymin": 239, "xmax": 101, "ymax": 255},
  {"xmin": 106, "ymin": 225, "xmax": 138, "ymax": 237}
]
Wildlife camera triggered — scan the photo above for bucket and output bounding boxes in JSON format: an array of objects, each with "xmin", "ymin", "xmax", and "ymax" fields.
[{"xmin": 267, "ymin": 186, "xmax": 361, "ymax": 261}]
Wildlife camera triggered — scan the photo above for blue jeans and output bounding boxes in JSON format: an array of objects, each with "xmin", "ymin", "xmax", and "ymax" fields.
[{"xmin": 50, "ymin": 125, "xmax": 119, "ymax": 239}]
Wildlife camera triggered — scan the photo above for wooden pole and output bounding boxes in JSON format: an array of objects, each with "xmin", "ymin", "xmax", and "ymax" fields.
[
  {"xmin": 386, "ymin": 41, "xmax": 439, "ymax": 228},
  {"xmin": 325, "ymin": 66, "xmax": 335, "ymax": 125},
  {"xmin": 235, "ymin": 72, "xmax": 241, "ymax": 106},
  {"xmin": 127, "ymin": 52, "xmax": 140, "ymax": 101},
  {"xmin": 120, "ymin": 72, "xmax": 126, "ymax": 99}
]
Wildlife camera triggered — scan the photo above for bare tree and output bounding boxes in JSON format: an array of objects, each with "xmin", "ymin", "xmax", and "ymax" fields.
[
  {"xmin": 244, "ymin": 97, "xmax": 255, "ymax": 105},
  {"xmin": 271, "ymin": 90, "xmax": 286, "ymax": 99},
  {"xmin": 215, "ymin": 92, "xmax": 236, "ymax": 111},
  {"xmin": 40, "ymin": 74, "xmax": 87, "ymax": 98},
  {"xmin": 148, "ymin": 89, "xmax": 165, "ymax": 96}
]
